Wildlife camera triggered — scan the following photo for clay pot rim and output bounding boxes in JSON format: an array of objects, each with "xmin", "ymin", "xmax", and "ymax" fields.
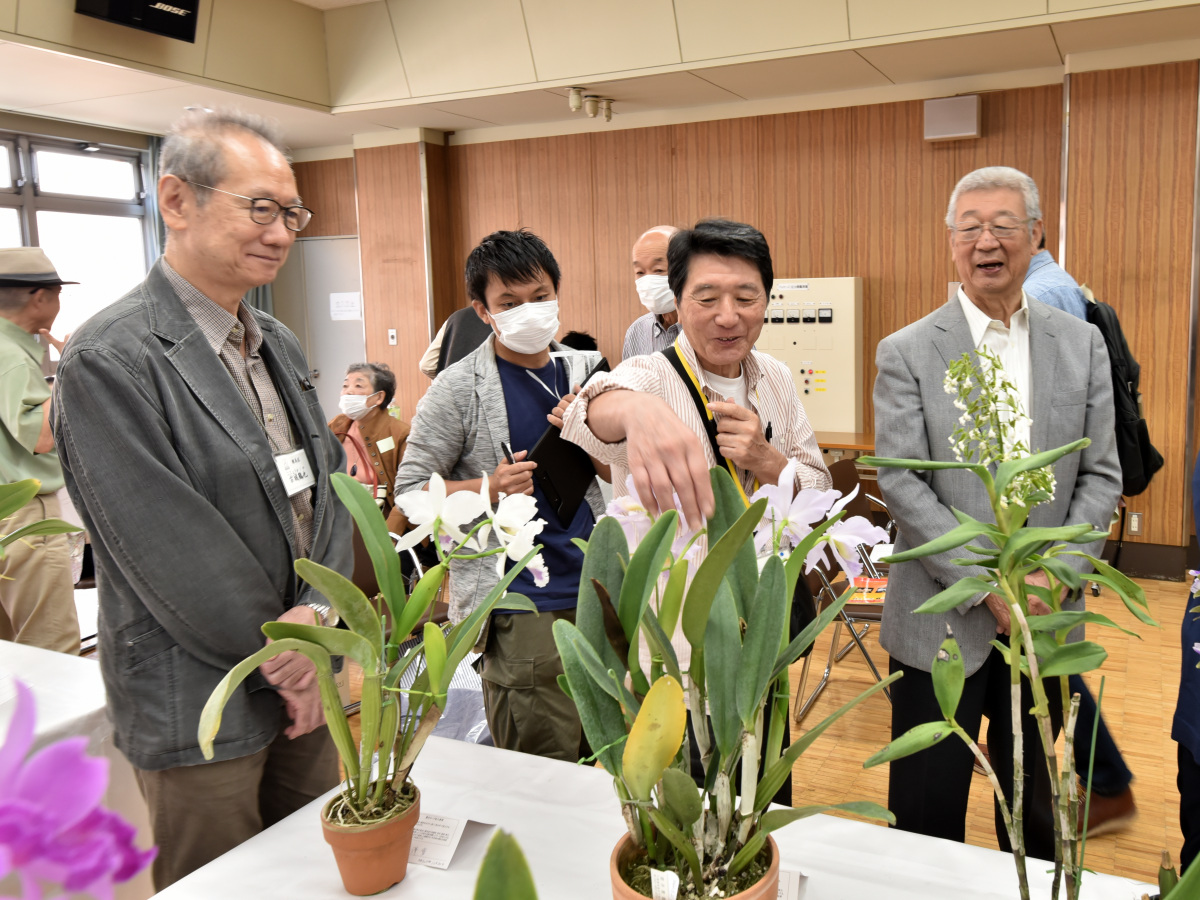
[
  {"xmin": 320, "ymin": 782, "xmax": 421, "ymax": 835},
  {"xmin": 609, "ymin": 831, "xmax": 780, "ymax": 899}
]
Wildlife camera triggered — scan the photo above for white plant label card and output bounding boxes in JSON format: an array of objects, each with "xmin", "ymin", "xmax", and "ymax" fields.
[
  {"xmin": 407, "ymin": 813, "xmax": 467, "ymax": 869},
  {"xmin": 777, "ymin": 867, "xmax": 807, "ymax": 899},
  {"xmin": 649, "ymin": 868, "xmax": 680, "ymax": 900}
]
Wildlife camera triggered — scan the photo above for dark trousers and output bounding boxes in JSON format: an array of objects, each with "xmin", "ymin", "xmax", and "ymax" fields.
[
  {"xmin": 888, "ymin": 646, "xmax": 1062, "ymax": 861},
  {"xmin": 1070, "ymin": 674, "xmax": 1133, "ymax": 796},
  {"xmin": 1180, "ymin": 743, "xmax": 1200, "ymax": 872}
]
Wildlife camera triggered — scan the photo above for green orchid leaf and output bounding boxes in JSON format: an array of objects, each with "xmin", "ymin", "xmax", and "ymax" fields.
[
  {"xmin": 645, "ymin": 808, "xmax": 702, "ymax": 886},
  {"xmin": 1035, "ymin": 556, "xmax": 1083, "ymax": 591},
  {"xmin": 1025, "ymin": 609, "xmax": 1138, "ymax": 638},
  {"xmin": 707, "ymin": 466, "xmax": 760, "ymax": 612},
  {"xmin": 931, "ymin": 633, "xmax": 965, "ymax": 721},
  {"xmin": 993, "ymin": 438, "xmax": 1090, "ymax": 498},
  {"xmin": 294, "ymin": 558, "xmax": 383, "ymax": 656},
  {"xmin": 1034, "ymin": 640, "xmax": 1108, "ymax": 678},
  {"xmin": 473, "ymin": 830, "xmax": 539, "ymax": 900},
  {"xmin": 331, "ymin": 473, "xmax": 406, "ymax": 619},
  {"xmin": 2, "ymin": 518, "xmax": 81, "ymax": 546},
  {"xmin": 552, "ymin": 621, "xmax": 628, "ymax": 774},
  {"xmin": 640, "ymin": 606, "xmax": 682, "ymax": 685},
  {"xmin": 883, "ymin": 519, "xmax": 999, "ymax": 564},
  {"xmin": 617, "ymin": 511, "xmax": 678, "ymax": 641},
  {"xmin": 0, "ymin": 479, "xmax": 40, "ymax": 522},
  {"xmin": 759, "ymin": 801, "xmax": 895, "ymax": 834},
  {"xmin": 913, "ymin": 577, "xmax": 996, "ymax": 615},
  {"xmin": 998, "ymin": 523, "xmax": 1098, "ymax": 574},
  {"xmin": 443, "ymin": 548, "xmax": 540, "ymax": 671},
  {"xmin": 857, "ymin": 456, "xmax": 989, "ymax": 475},
  {"xmin": 756, "ymin": 673, "xmax": 900, "ymax": 808},
  {"xmin": 576, "ymin": 516, "xmax": 629, "ymax": 675},
  {"xmin": 863, "ymin": 720, "xmax": 954, "ymax": 768},
  {"xmin": 772, "ymin": 590, "xmax": 850, "ymax": 680},
  {"xmin": 737, "ymin": 555, "xmax": 788, "ymax": 729},
  {"xmin": 784, "ymin": 514, "xmax": 841, "ymax": 600},
  {"xmin": 423, "ymin": 621, "xmax": 448, "ymax": 702},
  {"xmin": 656, "ymin": 558, "xmax": 688, "ymax": 642},
  {"xmin": 1069, "ymin": 554, "xmax": 1156, "ymax": 626},
  {"xmin": 681, "ymin": 497, "xmax": 765, "ymax": 646},
  {"xmin": 660, "ymin": 766, "xmax": 702, "ymax": 830},
  {"xmin": 392, "ymin": 562, "xmax": 447, "ymax": 642},
  {"xmin": 704, "ymin": 581, "xmax": 743, "ymax": 759},
  {"xmin": 260, "ymin": 620, "xmax": 378, "ymax": 675}
]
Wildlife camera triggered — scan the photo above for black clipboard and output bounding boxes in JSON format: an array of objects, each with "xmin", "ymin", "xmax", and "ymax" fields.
[{"xmin": 528, "ymin": 357, "xmax": 610, "ymax": 525}]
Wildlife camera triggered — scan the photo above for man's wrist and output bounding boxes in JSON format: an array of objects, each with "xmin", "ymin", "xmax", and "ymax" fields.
[{"xmin": 299, "ymin": 600, "xmax": 339, "ymax": 628}]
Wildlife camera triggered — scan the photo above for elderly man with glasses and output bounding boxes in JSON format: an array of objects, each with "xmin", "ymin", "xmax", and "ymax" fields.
[
  {"xmin": 52, "ymin": 109, "xmax": 352, "ymax": 889},
  {"xmin": 872, "ymin": 166, "xmax": 1120, "ymax": 859}
]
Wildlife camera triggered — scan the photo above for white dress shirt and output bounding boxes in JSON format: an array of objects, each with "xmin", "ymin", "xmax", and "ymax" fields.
[{"xmin": 957, "ymin": 288, "xmax": 1032, "ymax": 452}]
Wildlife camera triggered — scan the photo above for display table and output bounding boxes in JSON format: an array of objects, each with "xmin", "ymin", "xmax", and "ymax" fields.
[
  {"xmin": 0, "ymin": 641, "xmax": 154, "ymax": 900},
  {"xmin": 154, "ymin": 736, "xmax": 1151, "ymax": 899}
]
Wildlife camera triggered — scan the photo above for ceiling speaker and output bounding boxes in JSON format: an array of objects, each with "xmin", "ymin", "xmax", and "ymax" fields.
[{"xmin": 924, "ymin": 95, "xmax": 981, "ymax": 142}]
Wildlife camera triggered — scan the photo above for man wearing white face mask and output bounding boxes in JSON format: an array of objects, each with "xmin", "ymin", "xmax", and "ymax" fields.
[
  {"xmin": 623, "ymin": 225, "xmax": 681, "ymax": 359},
  {"xmin": 396, "ymin": 229, "xmax": 605, "ymax": 762}
]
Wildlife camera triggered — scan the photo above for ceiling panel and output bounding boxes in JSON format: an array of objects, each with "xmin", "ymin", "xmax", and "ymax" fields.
[
  {"xmin": 206, "ymin": 0, "xmax": 329, "ymax": 106},
  {"xmin": 857, "ymin": 26, "xmax": 1062, "ymax": 84},
  {"xmin": 429, "ymin": 90, "xmax": 576, "ymax": 127},
  {"xmin": 522, "ymin": 0, "xmax": 680, "ymax": 82},
  {"xmin": 545, "ymin": 71, "xmax": 743, "ymax": 113},
  {"xmin": 326, "ymin": 2, "xmax": 411, "ymax": 106},
  {"xmin": 387, "ymin": 0, "xmax": 536, "ymax": 97},
  {"xmin": 292, "ymin": 0, "xmax": 375, "ymax": 8},
  {"xmin": 0, "ymin": 42, "xmax": 179, "ymax": 109},
  {"xmin": 676, "ymin": 0, "xmax": 850, "ymax": 63},
  {"xmin": 352, "ymin": 105, "xmax": 500, "ymax": 132},
  {"xmin": 0, "ymin": 2, "xmax": 15, "ymax": 33},
  {"xmin": 1053, "ymin": 6, "xmax": 1200, "ymax": 55},
  {"xmin": 847, "ymin": 0, "xmax": 1044, "ymax": 41},
  {"xmin": 697, "ymin": 51, "xmax": 892, "ymax": 99}
]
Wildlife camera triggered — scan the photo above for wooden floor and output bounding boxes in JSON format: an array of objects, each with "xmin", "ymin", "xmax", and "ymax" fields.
[{"xmin": 787, "ymin": 576, "xmax": 1186, "ymax": 885}]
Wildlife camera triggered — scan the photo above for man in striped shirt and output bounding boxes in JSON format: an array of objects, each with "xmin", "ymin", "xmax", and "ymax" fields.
[
  {"xmin": 564, "ymin": 218, "xmax": 829, "ymax": 529},
  {"xmin": 622, "ymin": 225, "xmax": 682, "ymax": 359}
]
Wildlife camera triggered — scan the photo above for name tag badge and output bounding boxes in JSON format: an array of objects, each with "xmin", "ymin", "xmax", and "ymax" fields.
[
  {"xmin": 376, "ymin": 436, "xmax": 395, "ymax": 454},
  {"xmin": 275, "ymin": 449, "xmax": 316, "ymax": 497}
]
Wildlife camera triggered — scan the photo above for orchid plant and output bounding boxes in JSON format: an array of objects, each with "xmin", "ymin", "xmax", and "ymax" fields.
[
  {"xmin": 0, "ymin": 680, "xmax": 155, "ymax": 900},
  {"xmin": 859, "ymin": 346, "xmax": 1154, "ymax": 900},
  {"xmin": 199, "ymin": 471, "xmax": 542, "ymax": 827},
  {"xmin": 554, "ymin": 466, "xmax": 895, "ymax": 899}
]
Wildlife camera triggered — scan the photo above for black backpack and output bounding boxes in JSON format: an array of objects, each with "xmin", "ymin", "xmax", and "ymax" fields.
[{"xmin": 1083, "ymin": 288, "xmax": 1163, "ymax": 496}]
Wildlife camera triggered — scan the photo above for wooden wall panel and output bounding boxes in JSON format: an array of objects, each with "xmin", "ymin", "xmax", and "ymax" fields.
[
  {"xmin": 1068, "ymin": 62, "xmax": 1199, "ymax": 548},
  {"xmin": 590, "ymin": 126, "xmax": 676, "ymax": 364},
  {"xmin": 424, "ymin": 142, "xmax": 458, "ymax": 329},
  {"xmin": 293, "ymin": 158, "xmax": 357, "ymax": 237},
  {"xmin": 445, "ymin": 142, "xmax": 521, "ymax": 312},
  {"xmin": 671, "ymin": 118, "xmax": 760, "ymax": 229},
  {"xmin": 354, "ymin": 143, "xmax": 428, "ymax": 421},
  {"xmin": 513, "ymin": 134, "xmax": 598, "ymax": 351}
]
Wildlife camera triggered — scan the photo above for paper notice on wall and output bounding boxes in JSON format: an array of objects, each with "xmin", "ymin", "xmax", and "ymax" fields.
[
  {"xmin": 330, "ymin": 291, "xmax": 361, "ymax": 321},
  {"xmin": 778, "ymin": 867, "xmax": 807, "ymax": 899},
  {"xmin": 408, "ymin": 814, "xmax": 467, "ymax": 869}
]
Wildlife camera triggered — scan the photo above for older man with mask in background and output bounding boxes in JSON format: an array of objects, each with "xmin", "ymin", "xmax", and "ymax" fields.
[
  {"xmin": 873, "ymin": 165, "xmax": 1120, "ymax": 859},
  {"xmin": 53, "ymin": 110, "xmax": 352, "ymax": 889},
  {"xmin": 622, "ymin": 225, "xmax": 681, "ymax": 359}
]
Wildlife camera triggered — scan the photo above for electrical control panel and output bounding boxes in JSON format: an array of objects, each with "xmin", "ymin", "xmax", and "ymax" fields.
[{"xmin": 755, "ymin": 277, "xmax": 863, "ymax": 432}]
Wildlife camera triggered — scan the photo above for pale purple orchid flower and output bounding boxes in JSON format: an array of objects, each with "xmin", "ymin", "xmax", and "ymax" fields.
[
  {"xmin": 1189, "ymin": 569, "xmax": 1200, "ymax": 598},
  {"xmin": 808, "ymin": 500, "xmax": 891, "ymax": 579},
  {"xmin": 748, "ymin": 461, "xmax": 841, "ymax": 556},
  {"xmin": 605, "ymin": 476, "xmax": 699, "ymax": 564},
  {"xmin": 0, "ymin": 681, "xmax": 155, "ymax": 900}
]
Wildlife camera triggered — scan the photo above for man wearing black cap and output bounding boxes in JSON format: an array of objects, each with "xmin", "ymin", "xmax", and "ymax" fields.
[{"xmin": 0, "ymin": 247, "xmax": 79, "ymax": 653}]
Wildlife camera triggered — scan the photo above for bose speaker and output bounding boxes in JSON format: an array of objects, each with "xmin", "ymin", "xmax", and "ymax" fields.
[
  {"xmin": 924, "ymin": 95, "xmax": 981, "ymax": 142},
  {"xmin": 75, "ymin": 0, "xmax": 199, "ymax": 43}
]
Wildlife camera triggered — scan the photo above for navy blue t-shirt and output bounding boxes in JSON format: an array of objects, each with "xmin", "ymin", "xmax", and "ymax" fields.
[{"xmin": 494, "ymin": 355, "xmax": 594, "ymax": 612}]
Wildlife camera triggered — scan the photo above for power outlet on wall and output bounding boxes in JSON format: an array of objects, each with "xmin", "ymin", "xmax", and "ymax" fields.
[
  {"xmin": 1127, "ymin": 512, "xmax": 1143, "ymax": 536},
  {"xmin": 387, "ymin": 329, "xmax": 397, "ymax": 346}
]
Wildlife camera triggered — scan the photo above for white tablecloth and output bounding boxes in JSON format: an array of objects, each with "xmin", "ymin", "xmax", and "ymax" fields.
[
  {"xmin": 0, "ymin": 641, "xmax": 154, "ymax": 900},
  {"xmin": 154, "ymin": 735, "xmax": 1152, "ymax": 899}
]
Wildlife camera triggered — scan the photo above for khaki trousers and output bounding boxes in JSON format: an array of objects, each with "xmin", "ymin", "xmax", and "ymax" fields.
[
  {"xmin": 479, "ymin": 609, "xmax": 583, "ymax": 763},
  {"xmin": 135, "ymin": 717, "xmax": 339, "ymax": 890},
  {"xmin": 0, "ymin": 493, "xmax": 79, "ymax": 654}
]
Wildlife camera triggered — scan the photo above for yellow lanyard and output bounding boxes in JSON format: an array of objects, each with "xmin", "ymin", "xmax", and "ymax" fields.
[{"xmin": 671, "ymin": 339, "xmax": 756, "ymax": 508}]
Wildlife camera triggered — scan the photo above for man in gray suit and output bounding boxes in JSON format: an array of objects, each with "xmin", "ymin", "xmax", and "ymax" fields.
[
  {"xmin": 873, "ymin": 166, "xmax": 1120, "ymax": 859},
  {"xmin": 54, "ymin": 110, "xmax": 351, "ymax": 888}
]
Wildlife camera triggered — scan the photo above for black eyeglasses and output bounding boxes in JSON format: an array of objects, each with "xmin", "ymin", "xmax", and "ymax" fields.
[{"xmin": 187, "ymin": 182, "xmax": 314, "ymax": 232}]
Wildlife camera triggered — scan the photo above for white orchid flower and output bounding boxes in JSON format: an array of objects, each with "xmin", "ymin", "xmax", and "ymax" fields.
[
  {"xmin": 394, "ymin": 472, "xmax": 487, "ymax": 552},
  {"xmin": 809, "ymin": 513, "xmax": 890, "ymax": 578},
  {"xmin": 749, "ymin": 461, "xmax": 840, "ymax": 556}
]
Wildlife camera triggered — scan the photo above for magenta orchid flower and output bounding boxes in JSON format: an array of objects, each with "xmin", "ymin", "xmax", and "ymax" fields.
[{"xmin": 0, "ymin": 681, "xmax": 155, "ymax": 900}]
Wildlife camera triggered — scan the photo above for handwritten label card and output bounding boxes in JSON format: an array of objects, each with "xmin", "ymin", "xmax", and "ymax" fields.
[{"xmin": 407, "ymin": 814, "xmax": 467, "ymax": 870}]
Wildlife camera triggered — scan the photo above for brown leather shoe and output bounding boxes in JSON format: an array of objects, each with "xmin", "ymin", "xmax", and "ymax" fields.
[{"xmin": 1081, "ymin": 787, "xmax": 1137, "ymax": 837}]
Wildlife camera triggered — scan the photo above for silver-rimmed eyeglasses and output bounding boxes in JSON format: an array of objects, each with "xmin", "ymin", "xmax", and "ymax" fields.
[
  {"xmin": 187, "ymin": 182, "xmax": 314, "ymax": 232},
  {"xmin": 951, "ymin": 217, "xmax": 1032, "ymax": 244}
]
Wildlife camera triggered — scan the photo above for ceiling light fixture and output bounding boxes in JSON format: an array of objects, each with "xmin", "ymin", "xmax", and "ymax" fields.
[
  {"xmin": 567, "ymin": 88, "xmax": 584, "ymax": 113},
  {"xmin": 599, "ymin": 99, "xmax": 613, "ymax": 123},
  {"xmin": 583, "ymin": 95, "xmax": 599, "ymax": 118}
]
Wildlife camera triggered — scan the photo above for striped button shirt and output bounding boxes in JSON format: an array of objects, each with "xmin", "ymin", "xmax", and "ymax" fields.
[
  {"xmin": 163, "ymin": 260, "xmax": 313, "ymax": 557},
  {"xmin": 622, "ymin": 312, "xmax": 682, "ymax": 360}
]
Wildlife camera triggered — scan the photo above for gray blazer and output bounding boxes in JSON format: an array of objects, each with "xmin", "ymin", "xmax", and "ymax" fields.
[
  {"xmin": 53, "ymin": 260, "xmax": 353, "ymax": 770},
  {"xmin": 396, "ymin": 334, "xmax": 605, "ymax": 623},
  {"xmin": 873, "ymin": 296, "xmax": 1121, "ymax": 676}
]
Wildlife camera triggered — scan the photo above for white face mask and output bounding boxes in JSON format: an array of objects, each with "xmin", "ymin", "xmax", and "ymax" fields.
[
  {"xmin": 635, "ymin": 273, "xmax": 675, "ymax": 315},
  {"xmin": 488, "ymin": 299, "xmax": 560, "ymax": 355},
  {"xmin": 338, "ymin": 392, "xmax": 377, "ymax": 421}
]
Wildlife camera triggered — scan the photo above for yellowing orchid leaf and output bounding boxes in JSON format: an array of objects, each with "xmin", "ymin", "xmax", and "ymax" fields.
[{"xmin": 621, "ymin": 674, "xmax": 685, "ymax": 802}]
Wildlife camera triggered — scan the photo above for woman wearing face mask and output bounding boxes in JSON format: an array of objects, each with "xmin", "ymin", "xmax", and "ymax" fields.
[{"xmin": 328, "ymin": 362, "xmax": 410, "ymax": 536}]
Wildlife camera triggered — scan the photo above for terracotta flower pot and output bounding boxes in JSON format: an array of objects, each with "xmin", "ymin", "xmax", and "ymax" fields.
[
  {"xmin": 320, "ymin": 786, "xmax": 421, "ymax": 896},
  {"xmin": 609, "ymin": 832, "xmax": 779, "ymax": 900}
]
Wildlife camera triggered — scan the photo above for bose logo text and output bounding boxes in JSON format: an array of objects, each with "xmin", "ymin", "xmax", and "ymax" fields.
[{"xmin": 150, "ymin": 3, "xmax": 191, "ymax": 15}]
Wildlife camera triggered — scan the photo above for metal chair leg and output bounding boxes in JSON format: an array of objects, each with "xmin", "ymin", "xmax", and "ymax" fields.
[
  {"xmin": 839, "ymin": 610, "xmax": 891, "ymax": 704},
  {"xmin": 793, "ymin": 619, "xmax": 842, "ymax": 725}
]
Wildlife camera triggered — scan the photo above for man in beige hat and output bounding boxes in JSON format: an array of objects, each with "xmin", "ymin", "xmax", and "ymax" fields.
[{"xmin": 0, "ymin": 247, "xmax": 79, "ymax": 654}]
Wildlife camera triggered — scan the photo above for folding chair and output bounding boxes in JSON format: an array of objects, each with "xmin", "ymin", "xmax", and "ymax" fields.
[{"xmin": 792, "ymin": 459, "xmax": 893, "ymax": 725}]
